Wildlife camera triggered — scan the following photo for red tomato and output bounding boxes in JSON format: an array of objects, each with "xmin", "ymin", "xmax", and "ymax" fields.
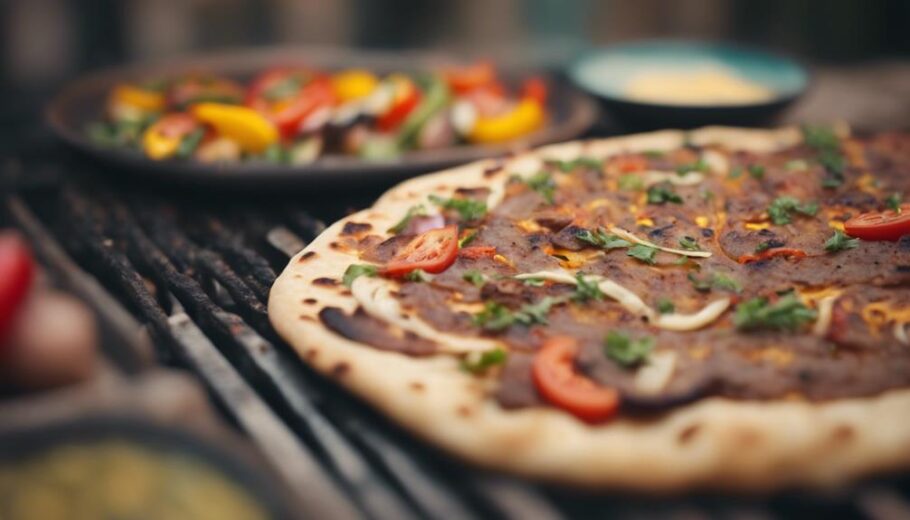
[
  {"xmin": 247, "ymin": 70, "xmax": 335, "ymax": 139},
  {"xmin": 376, "ymin": 80, "xmax": 422, "ymax": 132},
  {"xmin": 0, "ymin": 232, "xmax": 35, "ymax": 349},
  {"xmin": 844, "ymin": 203, "xmax": 910, "ymax": 241},
  {"xmin": 521, "ymin": 76, "xmax": 548, "ymax": 105},
  {"xmin": 383, "ymin": 225, "xmax": 459, "ymax": 277},
  {"xmin": 444, "ymin": 61, "xmax": 497, "ymax": 94},
  {"xmin": 609, "ymin": 155, "xmax": 648, "ymax": 173},
  {"xmin": 737, "ymin": 248, "xmax": 808, "ymax": 264},
  {"xmin": 458, "ymin": 246, "xmax": 496, "ymax": 259},
  {"xmin": 532, "ymin": 336, "xmax": 620, "ymax": 423}
]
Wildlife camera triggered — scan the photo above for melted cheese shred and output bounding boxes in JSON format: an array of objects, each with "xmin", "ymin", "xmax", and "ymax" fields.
[
  {"xmin": 515, "ymin": 270, "xmax": 730, "ymax": 331},
  {"xmin": 609, "ymin": 227, "xmax": 713, "ymax": 258},
  {"xmin": 351, "ymin": 276, "xmax": 502, "ymax": 353},
  {"xmin": 641, "ymin": 171, "xmax": 705, "ymax": 187},
  {"xmin": 861, "ymin": 301, "xmax": 910, "ymax": 345},
  {"xmin": 634, "ymin": 351, "xmax": 678, "ymax": 394},
  {"xmin": 811, "ymin": 294, "xmax": 840, "ymax": 338}
]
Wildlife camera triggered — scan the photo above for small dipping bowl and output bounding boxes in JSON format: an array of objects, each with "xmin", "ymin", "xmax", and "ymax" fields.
[{"xmin": 569, "ymin": 40, "xmax": 809, "ymax": 130}]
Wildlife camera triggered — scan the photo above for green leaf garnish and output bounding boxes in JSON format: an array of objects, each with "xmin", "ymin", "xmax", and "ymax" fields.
[
  {"xmin": 571, "ymin": 273, "xmax": 604, "ymax": 302},
  {"xmin": 688, "ymin": 272, "xmax": 742, "ymax": 293},
  {"xmin": 342, "ymin": 264, "xmax": 378, "ymax": 287},
  {"xmin": 748, "ymin": 164, "xmax": 765, "ymax": 180},
  {"xmin": 676, "ymin": 159, "xmax": 708, "ymax": 176},
  {"xmin": 472, "ymin": 297, "xmax": 561, "ymax": 332},
  {"xmin": 733, "ymin": 293, "xmax": 817, "ymax": 332},
  {"xmin": 886, "ymin": 193, "xmax": 903, "ymax": 214},
  {"xmin": 627, "ymin": 244, "xmax": 657, "ymax": 265},
  {"xmin": 574, "ymin": 228, "xmax": 631, "ymax": 250},
  {"xmin": 767, "ymin": 196, "xmax": 819, "ymax": 225},
  {"xmin": 458, "ymin": 230, "xmax": 477, "ymax": 248},
  {"xmin": 656, "ymin": 298, "xmax": 675, "ymax": 314},
  {"xmin": 460, "ymin": 348, "xmax": 507, "ymax": 374},
  {"xmin": 802, "ymin": 125, "xmax": 845, "ymax": 187},
  {"xmin": 387, "ymin": 204, "xmax": 427, "ymax": 234},
  {"xmin": 618, "ymin": 174, "xmax": 644, "ymax": 192},
  {"xmin": 462, "ymin": 269, "xmax": 487, "ymax": 287},
  {"xmin": 728, "ymin": 166, "xmax": 743, "ymax": 179},
  {"xmin": 646, "ymin": 183, "xmax": 683, "ymax": 205},
  {"xmin": 525, "ymin": 171, "xmax": 556, "ymax": 204},
  {"xmin": 604, "ymin": 331, "xmax": 655, "ymax": 368},
  {"xmin": 429, "ymin": 195, "xmax": 487, "ymax": 222},
  {"xmin": 678, "ymin": 236, "xmax": 701, "ymax": 251},
  {"xmin": 520, "ymin": 277, "xmax": 546, "ymax": 287},
  {"xmin": 404, "ymin": 269, "xmax": 431, "ymax": 282},
  {"xmin": 824, "ymin": 229, "xmax": 860, "ymax": 253},
  {"xmin": 549, "ymin": 157, "xmax": 603, "ymax": 173}
]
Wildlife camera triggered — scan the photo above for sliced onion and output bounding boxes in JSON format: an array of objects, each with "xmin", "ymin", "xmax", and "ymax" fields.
[{"xmin": 609, "ymin": 227, "xmax": 712, "ymax": 258}]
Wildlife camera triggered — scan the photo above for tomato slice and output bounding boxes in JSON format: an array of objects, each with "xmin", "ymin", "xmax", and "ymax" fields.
[
  {"xmin": 0, "ymin": 231, "xmax": 35, "ymax": 349},
  {"xmin": 844, "ymin": 203, "xmax": 910, "ymax": 241},
  {"xmin": 247, "ymin": 70, "xmax": 335, "ymax": 139},
  {"xmin": 376, "ymin": 79, "xmax": 422, "ymax": 132},
  {"xmin": 737, "ymin": 248, "xmax": 808, "ymax": 264},
  {"xmin": 444, "ymin": 61, "xmax": 497, "ymax": 95},
  {"xmin": 608, "ymin": 155, "xmax": 648, "ymax": 173},
  {"xmin": 532, "ymin": 336, "xmax": 620, "ymax": 423},
  {"xmin": 383, "ymin": 225, "xmax": 459, "ymax": 277}
]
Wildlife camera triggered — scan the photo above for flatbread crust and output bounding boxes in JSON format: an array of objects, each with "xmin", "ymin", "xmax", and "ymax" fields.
[{"xmin": 268, "ymin": 127, "xmax": 910, "ymax": 491}]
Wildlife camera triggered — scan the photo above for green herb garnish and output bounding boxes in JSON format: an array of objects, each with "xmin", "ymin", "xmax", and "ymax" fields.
[
  {"xmin": 678, "ymin": 236, "xmax": 701, "ymax": 251},
  {"xmin": 458, "ymin": 230, "xmax": 477, "ymax": 248},
  {"xmin": 618, "ymin": 174, "xmax": 645, "ymax": 192},
  {"xmin": 733, "ymin": 293, "xmax": 817, "ymax": 332},
  {"xmin": 520, "ymin": 277, "xmax": 546, "ymax": 287},
  {"xmin": 462, "ymin": 269, "xmax": 487, "ymax": 287},
  {"xmin": 604, "ymin": 331, "xmax": 655, "ymax": 368},
  {"xmin": 460, "ymin": 348, "xmax": 507, "ymax": 374},
  {"xmin": 656, "ymin": 298, "xmax": 675, "ymax": 314},
  {"xmin": 429, "ymin": 195, "xmax": 487, "ymax": 222},
  {"xmin": 343, "ymin": 264, "xmax": 378, "ymax": 287},
  {"xmin": 549, "ymin": 157, "xmax": 603, "ymax": 173},
  {"xmin": 785, "ymin": 159, "xmax": 808, "ymax": 171},
  {"xmin": 525, "ymin": 171, "xmax": 556, "ymax": 204},
  {"xmin": 688, "ymin": 272, "xmax": 742, "ymax": 293},
  {"xmin": 767, "ymin": 196, "xmax": 819, "ymax": 225},
  {"xmin": 824, "ymin": 229, "xmax": 860, "ymax": 253},
  {"xmin": 388, "ymin": 204, "xmax": 427, "ymax": 234},
  {"xmin": 574, "ymin": 228, "xmax": 631, "ymax": 250},
  {"xmin": 404, "ymin": 269, "xmax": 431, "ymax": 282},
  {"xmin": 728, "ymin": 166, "xmax": 743, "ymax": 179},
  {"xmin": 571, "ymin": 273, "xmax": 604, "ymax": 302},
  {"xmin": 676, "ymin": 159, "xmax": 708, "ymax": 176},
  {"xmin": 643, "ymin": 150, "xmax": 664, "ymax": 159},
  {"xmin": 748, "ymin": 164, "xmax": 765, "ymax": 180},
  {"xmin": 886, "ymin": 193, "xmax": 903, "ymax": 214},
  {"xmin": 802, "ymin": 125, "xmax": 845, "ymax": 187},
  {"xmin": 472, "ymin": 297, "xmax": 561, "ymax": 332},
  {"xmin": 647, "ymin": 183, "xmax": 683, "ymax": 205},
  {"xmin": 627, "ymin": 244, "xmax": 657, "ymax": 265}
]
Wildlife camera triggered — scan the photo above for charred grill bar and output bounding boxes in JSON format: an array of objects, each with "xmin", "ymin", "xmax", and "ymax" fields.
[{"xmin": 4, "ymin": 148, "xmax": 910, "ymax": 519}]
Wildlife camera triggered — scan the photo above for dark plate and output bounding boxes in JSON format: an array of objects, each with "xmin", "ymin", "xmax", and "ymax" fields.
[
  {"xmin": 46, "ymin": 46, "xmax": 598, "ymax": 189},
  {"xmin": 569, "ymin": 40, "xmax": 809, "ymax": 130}
]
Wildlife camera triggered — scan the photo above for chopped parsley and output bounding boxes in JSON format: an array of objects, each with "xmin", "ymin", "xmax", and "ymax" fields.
[
  {"xmin": 462, "ymin": 269, "xmax": 487, "ymax": 287},
  {"xmin": 429, "ymin": 195, "xmax": 487, "ymax": 222},
  {"xmin": 387, "ymin": 204, "xmax": 427, "ymax": 234},
  {"xmin": 785, "ymin": 159, "xmax": 808, "ymax": 171},
  {"xmin": 688, "ymin": 272, "xmax": 742, "ymax": 293},
  {"xmin": 647, "ymin": 183, "xmax": 683, "ymax": 205},
  {"xmin": 824, "ymin": 229, "xmax": 860, "ymax": 253},
  {"xmin": 700, "ymin": 189, "xmax": 715, "ymax": 201},
  {"xmin": 571, "ymin": 273, "xmax": 604, "ymax": 302},
  {"xmin": 886, "ymin": 193, "xmax": 903, "ymax": 214},
  {"xmin": 643, "ymin": 150, "xmax": 665, "ymax": 159},
  {"xmin": 802, "ymin": 125, "xmax": 845, "ymax": 187},
  {"xmin": 618, "ymin": 174, "xmax": 644, "ymax": 192},
  {"xmin": 520, "ymin": 277, "xmax": 546, "ymax": 287},
  {"xmin": 458, "ymin": 230, "xmax": 477, "ymax": 248},
  {"xmin": 748, "ymin": 164, "xmax": 766, "ymax": 180},
  {"xmin": 733, "ymin": 293, "xmax": 817, "ymax": 332},
  {"xmin": 767, "ymin": 196, "xmax": 819, "ymax": 225},
  {"xmin": 472, "ymin": 297, "xmax": 561, "ymax": 331},
  {"xmin": 627, "ymin": 244, "xmax": 657, "ymax": 265},
  {"xmin": 754, "ymin": 239, "xmax": 783, "ymax": 253},
  {"xmin": 342, "ymin": 264, "xmax": 378, "ymax": 287},
  {"xmin": 656, "ymin": 298, "xmax": 675, "ymax": 314},
  {"xmin": 728, "ymin": 166, "xmax": 743, "ymax": 179},
  {"xmin": 404, "ymin": 269, "xmax": 431, "ymax": 282},
  {"xmin": 604, "ymin": 331, "xmax": 655, "ymax": 368},
  {"xmin": 460, "ymin": 348, "xmax": 507, "ymax": 374},
  {"xmin": 574, "ymin": 228, "xmax": 631, "ymax": 250},
  {"xmin": 676, "ymin": 159, "xmax": 708, "ymax": 176},
  {"xmin": 525, "ymin": 171, "xmax": 557, "ymax": 204},
  {"xmin": 549, "ymin": 157, "xmax": 603, "ymax": 173},
  {"xmin": 678, "ymin": 236, "xmax": 701, "ymax": 251}
]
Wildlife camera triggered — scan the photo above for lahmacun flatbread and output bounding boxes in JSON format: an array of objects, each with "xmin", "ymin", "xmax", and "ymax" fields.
[{"xmin": 269, "ymin": 127, "xmax": 910, "ymax": 491}]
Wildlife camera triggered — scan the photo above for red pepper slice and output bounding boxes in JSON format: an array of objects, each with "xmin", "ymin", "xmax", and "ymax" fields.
[
  {"xmin": 382, "ymin": 225, "xmax": 459, "ymax": 277},
  {"xmin": 443, "ymin": 61, "xmax": 497, "ymax": 95},
  {"xmin": 532, "ymin": 336, "xmax": 620, "ymax": 423},
  {"xmin": 737, "ymin": 248, "xmax": 808, "ymax": 264},
  {"xmin": 458, "ymin": 246, "xmax": 496, "ymax": 259},
  {"xmin": 844, "ymin": 203, "xmax": 910, "ymax": 241},
  {"xmin": 0, "ymin": 231, "xmax": 35, "ymax": 350},
  {"xmin": 246, "ymin": 69, "xmax": 335, "ymax": 139},
  {"xmin": 520, "ymin": 76, "xmax": 548, "ymax": 105},
  {"xmin": 376, "ymin": 79, "xmax": 422, "ymax": 132}
]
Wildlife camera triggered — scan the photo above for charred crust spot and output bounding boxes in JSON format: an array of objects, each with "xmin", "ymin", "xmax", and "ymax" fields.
[
  {"xmin": 340, "ymin": 290, "xmax": 352, "ymax": 296},
  {"xmin": 677, "ymin": 424, "xmax": 701, "ymax": 445},
  {"xmin": 830, "ymin": 424, "xmax": 855, "ymax": 444},
  {"xmin": 329, "ymin": 241, "xmax": 343, "ymax": 250},
  {"xmin": 700, "ymin": 228, "xmax": 714, "ymax": 238},
  {"xmin": 303, "ymin": 298, "xmax": 318, "ymax": 305},
  {"xmin": 455, "ymin": 187, "xmax": 490, "ymax": 199},
  {"xmin": 410, "ymin": 381, "xmax": 425, "ymax": 392},
  {"xmin": 298, "ymin": 251, "xmax": 317, "ymax": 262},
  {"xmin": 312, "ymin": 277, "xmax": 338, "ymax": 286},
  {"xmin": 456, "ymin": 405, "xmax": 474, "ymax": 417},
  {"xmin": 331, "ymin": 362, "xmax": 351, "ymax": 377},
  {"xmin": 734, "ymin": 429, "xmax": 763, "ymax": 448},
  {"xmin": 341, "ymin": 222, "xmax": 372, "ymax": 236},
  {"xmin": 299, "ymin": 314, "xmax": 315, "ymax": 321},
  {"xmin": 305, "ymin": 349, "xmax": 318, "ymax": 360},
  {"xmin": 483, "ymin": 162, "xmax": 504, "ymax": 177}
]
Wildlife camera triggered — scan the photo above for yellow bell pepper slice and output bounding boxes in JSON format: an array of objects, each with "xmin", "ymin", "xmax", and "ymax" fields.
[
  {"xmin": 191, "ymin": 103, "xmax": 278, "ymax": 153},
  {"xmin": 142, "ymin": 128, "xmax": 181, "ymax": 160},
  {"xmin": 112, "ymin": 84, "xmax": 166, "ymax": 112},
  {"xmin": 467, "ymin": 98, "xmax": 545, "ymax": 144},
  {"xmin": 332, "ymin": 69, "xmax": 379, "ymax": 103}
]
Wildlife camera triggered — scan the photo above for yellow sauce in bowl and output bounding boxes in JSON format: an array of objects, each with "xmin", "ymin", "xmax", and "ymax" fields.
[{"xmin": 623, "ymin": 66, "xmax": 774, "ymax": 105}]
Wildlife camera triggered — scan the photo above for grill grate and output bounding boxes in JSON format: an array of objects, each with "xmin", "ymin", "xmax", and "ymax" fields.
[{"xmin": 4, "ymin": 145, "xmax": 910, "ymax": 519}]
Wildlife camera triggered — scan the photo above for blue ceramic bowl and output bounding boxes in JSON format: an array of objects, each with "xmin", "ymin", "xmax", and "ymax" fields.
[{"xmin": 569, "ymin": 41, "xmax": 809, "ymax": 129}]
